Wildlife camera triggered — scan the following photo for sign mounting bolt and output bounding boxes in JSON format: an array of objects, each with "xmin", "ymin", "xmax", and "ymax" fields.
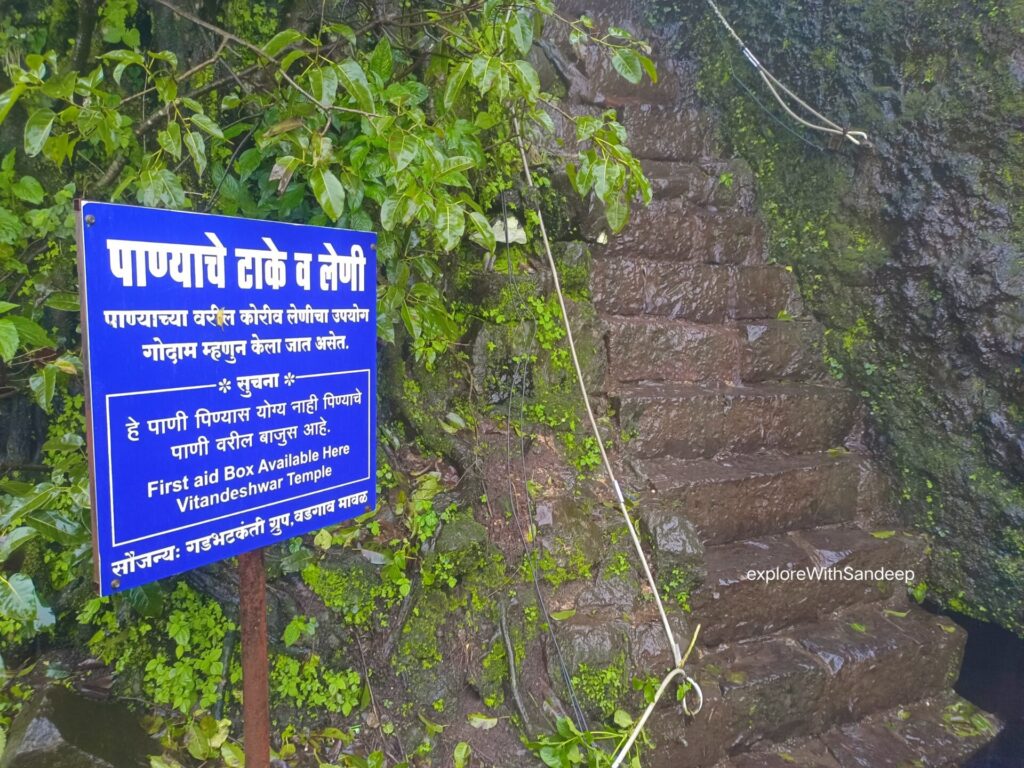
[{"xmin": 86, "ymin": 215, "xmax": 96, "ymax": 225}]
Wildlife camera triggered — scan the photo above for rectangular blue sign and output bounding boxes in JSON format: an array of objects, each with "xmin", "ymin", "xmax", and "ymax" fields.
[{"xmin": 76, "ymin": 201, "xmax": 377, "ymax": 595}]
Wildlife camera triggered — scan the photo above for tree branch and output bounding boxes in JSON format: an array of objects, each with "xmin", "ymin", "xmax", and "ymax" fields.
[
  {"xmin": 150, "ymin": 0, "xmax": 378, "ymax": 117},
  {"xmin": 71, "ymin": 0, "xmax": 100, "ymax": 74}
]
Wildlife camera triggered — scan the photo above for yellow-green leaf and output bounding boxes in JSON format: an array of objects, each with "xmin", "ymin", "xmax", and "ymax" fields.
[
  {"xmin": 337, "ymin": 59, "xmax": 375, "ymax": 114},
  {"xmin": 0, "ymin": 318, "xmax": 19, "ymax": 362},
  {"xmin": 309, "ymin": 167, "xmax": 346, "ymax": 221},
  {"xmin": 24, "ymin": 109, "xmax": 56, "ymax": 156}
]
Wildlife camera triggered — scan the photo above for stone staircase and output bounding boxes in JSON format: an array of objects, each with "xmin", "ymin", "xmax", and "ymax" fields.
[{"xmin": 542, "ymin": 2, "xmax": 1000, "ymax": 765}]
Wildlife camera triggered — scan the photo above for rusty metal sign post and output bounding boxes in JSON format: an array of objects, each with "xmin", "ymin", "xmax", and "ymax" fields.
[{"xmin": 239, "ymin": 549, "xmax": 270, "ymax": 768}]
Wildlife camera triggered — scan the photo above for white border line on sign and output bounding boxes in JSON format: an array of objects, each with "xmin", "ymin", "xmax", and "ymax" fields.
[{"xmin": 106, "ymin": 369, "xmax": 372, "ymax": 547}]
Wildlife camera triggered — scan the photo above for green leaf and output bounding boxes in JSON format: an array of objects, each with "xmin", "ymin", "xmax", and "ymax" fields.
[
  {"xmin": 157, "ymin": 122, "xmax": 182, "ymax": 161},
  {"xmin": 471, "ymin": 56, "xmax": 500, "ymax": 94},
  {"xmin": 310, "ymin": 66, "xmax": 339, "ymax": 108},
  {"xmin": 24, "ymin": 109, "xmax": 56, "ymax": 156},
  {"xmin": 124, "ymin": 583, "xmax": 165, "ymax": 618},
  {"xmin": 435, "ymin": 200, "xmax": 465, "ymax": 252},
  {"xmin": 184, "ymin": 130, "xmax": 207, "ymax": 176},
  {"xmin": 911, "ymin": 581, "xmax": 928, "ymax": 604},
  {"xmin": 0, "ymin": 527, "xmax": 38, "ymax": 563},
  {"xmin": 549, "ymin": 609, "xmax": 576, "ymax": 621},
  {"xmin": 388, "ymin": 133, "xmax": 417, "ymax": 172},
  {"xmin": 337, "ymin": 59, "xmax": 375, "ymax": 114},
  {"xmin": 309, "ymin": 167, "xmax": 346, "ymax": 222},
  {"xmin": 9, "ymin": 316, "xmax": 53, "ymax": 349},
  {"xmin": 512, "ymin": 60, "xmax": 540, "ymax": 101},
  {"xmin": 611, "ymin": 49, "xmax": 643, "ymax": 84},
  {"xmin": 154, "ymin": 73, "xmax": 177, "ymax": 104},
  {"xmin": 220, "ymin": 742, "xmax": 244, "ymax": 768},
  {"xmin": 11, "ymin": 175, "xmax": 44, "ymax": 204},
  {"xmin": 639, "ymin": 54, "xmax": 658, "ymax": 83},
  {"xmin": 369, "ymin": 37, "xmax": 393, "ymax": 79},
  {"xmin": 29, "ymin": 365, "xmax": 57, "ymax": 413},
  {"xmin": 454, "ymin": 742, "xmax": 471, "ymax": 768},
  {"xmin": 0, "ymin": 301, "xmax": 17, "ymax": 315},
  {"xmin": 443, "ymin": 61, "xmax": 471, "ymax": 112},
  {"xmin": 605, "ymin": 193, "xmax": 629, "ymax": 233},
  {"xmin": 380, "ymin": 197, "xmax": 400, "ymax": 231},
  {"xmin": 0, "ymin": 207, "xmax": 21, "ymax": 245},
  {"xmin": 849, "ymin": 622, "xmax": 868, "ymax": 634},
  {"xmin": 509, "ymin": 11, "xmax": 535, "ymax": 55},
  {"xmin": 136, "ymin": 167, "xmax": 186, "ymax": 208},
  {"xmin": 45, "ymin": 293, "xmax": 79, "ymax": 312},
  {"xmin": 870, "ymin": 530, "xmax": 897, "ymax": 539},
  {"xmin": 0, "ymin": 573, "xmax": 54, "ymax": 631},
  {"xmin": 467, "ymin": 712, "xmax": 498, "ymax": 730},
  {"xmin": 613, "ymin": 709, "xmax": 633, "ymax": 728},
  {"xmin": 263, "ymin": 29, "xmax": 303, "ymax": 57},
  {"xmin": 190, "ymin": 113, "xmax": 224, "ymax": 140},
  {"xmin": 0, "ymin": 318, "xmax": 19, "ymax": 362},
  {"xmin": 467, "ymin": 211, "xmax": 496, "ymax": 251}
]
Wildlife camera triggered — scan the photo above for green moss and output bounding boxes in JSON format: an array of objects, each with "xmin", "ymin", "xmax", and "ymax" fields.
[
  {"xmin": 530, "ymin": 536, "xmax": 593, "ymax": 588},
  {"xmin": 571, "ymin": 654, "xmax": 628, "ymax": 721}
]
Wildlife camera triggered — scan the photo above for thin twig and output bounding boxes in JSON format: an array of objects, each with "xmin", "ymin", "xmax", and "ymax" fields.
[{"xmin": 499, "ymin": 601, "xmax": 532, "ymax": 733}]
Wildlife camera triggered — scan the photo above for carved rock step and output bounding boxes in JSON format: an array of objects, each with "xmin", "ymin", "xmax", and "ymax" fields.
[
  {"xmin": 613, "ymin": 382, "xmax": 858, "ymax": 460},
  {"xmin": 642, "ymin": 605, "xmax": 966, "ymax": 768},
  {"xmin": 689, "ymin": 527, "xmax": 924, "ymax": 646},
  {"xmin": 637, "ymin": 452, "xmax": 860, "ymax": 545},
  {"xmin": 542, "ymin": 6, "xmax": 684, "ymax": 107},
  {"xmin": 592, "ymin": 260, "xmax": 802, "ymax": 323},
  {"xmin": 741, "ymin": 320, "xmax": 828, "ymax": 383},
  {"xmin": 603, "ymin": 316, "xmax": 827, "ymax": 385},
  {"xmin": 597, "ymin": 199, "xmax": 765, "ymax": 264},
  {"xmin": 641, "ymin": 160, "xmax": 753, "ymax": 211},
  {"xmin": 719, "ymin": 690, "xmax": 998, "ymax": 767},
  {"xmin": 604, "ymin": 316, "xmax": 742, "ymax": 385},
  {"xmin": 619, "ymin": 103, "xmax": 717, "ymax": 160}
]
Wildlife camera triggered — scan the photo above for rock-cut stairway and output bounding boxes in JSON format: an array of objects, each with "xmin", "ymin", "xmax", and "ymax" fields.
[{"xmin": 548, "ymin": 3, "xmax": 1000, "ymax": 765}]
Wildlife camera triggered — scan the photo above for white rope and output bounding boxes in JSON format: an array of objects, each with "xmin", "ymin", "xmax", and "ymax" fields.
[
  {"xmin": 512, "ymin": 118, "xmax": 703, "ymax": 768},
  {"xmin": 705, "ymin": 0, "xmax": 869, "ymax": 146}
]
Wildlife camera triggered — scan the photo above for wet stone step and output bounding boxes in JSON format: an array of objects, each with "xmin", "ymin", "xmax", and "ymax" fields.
[
  {"xmin": 597, "ymin": 199, "xmax": 765, "ymax": 265},
  {"xmin": 619, "ymin": 103, "xmax": 717, "ymax": 160},
  {"xmin": 591, "ymin": 260, "xmax": 801, "ymax": 323},
  {"xmin": 740, "ymin": 320, "xmax": 828, "ymax": 383},
  {"xmin": 541, "ymin": 10, "xmax": 683, "ymax": 106},
  {"xmin": 690, "ymin": 527, "xmax": 923, "ymax": 646},
  {"xmin": 637, "ymin": 452, "xmax": 860, "ymax": 545},
  {"xmin": 613, "ymin": 382, "xmax": 858, "ymax": 460},
  {"xmin": 640, "ymin": 606, "xmax": 966, "ymax": 768},
  {"xmin": 603, "ymin": 316, "xmax": 742, "ymax": 384},
  {"xmin": 794, "ymin": 603, "xmax": 964, "ymax": 724},
  {"xmin": 719, "ymin": 693, "xmax": 998, "ymax": 768},
  {"xmin": 641, "ymin": 160, "xmax": 753, "ymax": 210}
]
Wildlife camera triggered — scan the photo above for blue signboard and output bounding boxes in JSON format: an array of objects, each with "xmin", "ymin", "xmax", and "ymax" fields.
[{"xmin": 76, "ymin": 201, "xmax": 377, "ymax": 595}]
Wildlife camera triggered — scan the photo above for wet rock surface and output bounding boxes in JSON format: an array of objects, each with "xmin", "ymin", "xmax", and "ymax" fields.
[
  {"xmin": 1, "ymin": 686, "xmax": 158, "ymax": 768},
  {"xmin": 656, "ymin": 0, "xmax": 1024, "ymax": 632}
]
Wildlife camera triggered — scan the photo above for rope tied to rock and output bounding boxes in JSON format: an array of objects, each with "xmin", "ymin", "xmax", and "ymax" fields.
[
  {"xmin": 705, "ymin": 0, "xmax": 870, "ymax": 147},
  {"xmin": 512, "ymin": 118, "xmax": 703, "ymax": 768}
]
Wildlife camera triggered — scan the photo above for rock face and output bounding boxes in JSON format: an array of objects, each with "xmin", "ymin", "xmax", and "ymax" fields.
[
  {"xmin": 1, "ymin": 687, "xmax": 158, "ymax": 768},
  {"xmin": 649, "ymin": 0, "xmax": 1024, "ymax": 634},
  {"xmin": 522, "ymin": 2, "xmax": 1003, "ymax": 764}
]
